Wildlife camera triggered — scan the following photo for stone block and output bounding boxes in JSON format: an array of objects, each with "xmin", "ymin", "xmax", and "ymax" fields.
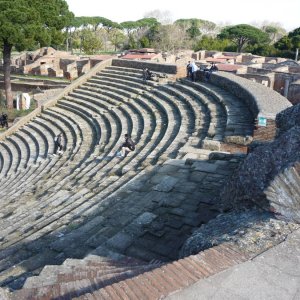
[
  {"xmin": 106, "ymin": 232, "xmax": 134, "ymax": 252},
  {"xmin": 158, "ymin": 192, "xmax": 186, "ymax": 208},
  {"xmin": 192, "ymin": 161, "xmax": 218, "ymax": 173},
  {"xmin": 173, "ymin": 182, "xmax": 198, "ymax": 193},
  {"xmin": 202, "ymin": 139, "xmax": 221, "ymax": 151},
  {"xmin": 125, "ymin": 212, "xmax": 157, "ymax": 236},
  {"xmin": 134, "ymin": 212, "xmax": 157, "ymax": 226},
  {"xmin": 153, "ymin": 176, "xmax": 178, "ymax": 192},
  {"xmin": 189, "ymin": 171, "xmax": 207, "ymax": 183}
]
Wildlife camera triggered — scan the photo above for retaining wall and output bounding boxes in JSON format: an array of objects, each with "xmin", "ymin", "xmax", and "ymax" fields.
[
  {"xmin": 111, "ymin": 59, "xmax": 184, "ymax": 76},
  {"xmin": 198, "ymin": 71, "xmax": 292, "ymax": 141}
]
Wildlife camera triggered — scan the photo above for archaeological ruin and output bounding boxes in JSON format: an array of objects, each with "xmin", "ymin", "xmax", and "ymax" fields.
[{"xmin": 0, "ymin": 57, "xmax": 299, "ymax": 299}]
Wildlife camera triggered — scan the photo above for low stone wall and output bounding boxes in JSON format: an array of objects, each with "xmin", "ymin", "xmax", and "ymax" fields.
[
  {"xmin": 205, "ymin": 71, "xmax": 291, "ymax": 120},
  {"xmin": 0, "ymin": 82, "xmax": 67, "ymax": 93},
  {"xmin": 112, "ymin": 59, "xmax": 178, "ymax": 74},
  {"xmin": 0, "ymin": 58, "xmax": 113, "ymax": 141},
  {"xmin": 198, "ymin": 71, "xmax": 292, "ymax": 142}
]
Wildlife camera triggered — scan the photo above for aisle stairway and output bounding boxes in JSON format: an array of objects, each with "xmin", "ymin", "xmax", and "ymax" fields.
[
  {"xmin": 12, "ymin": 243, "xmax": 249, "ymax": 299},
  {"xmin": 0, "ymin": 64, "xmax": 255, "ymax": 293}
]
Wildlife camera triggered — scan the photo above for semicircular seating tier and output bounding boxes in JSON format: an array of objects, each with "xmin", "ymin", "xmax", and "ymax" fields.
[{"xmin": 0, "ymin": 59, "xmax": 291, "ymax": 294}]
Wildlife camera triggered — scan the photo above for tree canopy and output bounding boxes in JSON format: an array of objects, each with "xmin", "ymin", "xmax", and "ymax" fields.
[
  {"xmin": 273, "ymin": 26, "xmax": 300, "ymax": 58},
  {"xmin": 0, "ymin": 0, "xmax": 73, "ymax": 108},
  {"xmin": 218, "ymin": 24, "xmax": 269, "ymax": 52}
]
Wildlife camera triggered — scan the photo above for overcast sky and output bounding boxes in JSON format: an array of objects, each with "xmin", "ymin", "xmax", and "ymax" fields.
[{"xmin": 66, "ymin": 0, "xmax": 299, "ymax": 31}]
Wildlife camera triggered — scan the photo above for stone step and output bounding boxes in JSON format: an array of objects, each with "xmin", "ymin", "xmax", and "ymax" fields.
[
  {"xmin": 0, "ymin": 63, "xmax": 256, "ymax": 291},
  {"xmin": 11, "ymin": 243, "xmax": 249, "ymax": 300}
]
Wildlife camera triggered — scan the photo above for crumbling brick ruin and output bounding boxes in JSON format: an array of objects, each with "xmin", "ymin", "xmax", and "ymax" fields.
[
  {"xmin": 193, "ymin": 50, "xmax": 300, "ymax": 105},
  {"xmin": 2, "ymin": 47, "xmax": 113, "ymax": 80}
]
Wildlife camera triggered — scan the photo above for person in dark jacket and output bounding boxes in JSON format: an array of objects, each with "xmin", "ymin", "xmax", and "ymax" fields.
[
  {"xmin": 53, "ymin": 133, "xmax": 63, "ymax": 155},
  {"xmin": 117, "ymin": 133, "xmax": 135, "ymax": 157},
  {"xmin": 186, "ymin": 61, "xmax": 192, "ymax": 78},
  {"xmin": 142, "ymin": 68, "xmax": 152, "ymax": 82},
  {"xmin": 204, "ymin": 62, "xmax": 219, "ymax": 80},
  {"xmin": 1, "ymin": 113, "xmax": 8, "ymax": 128}
]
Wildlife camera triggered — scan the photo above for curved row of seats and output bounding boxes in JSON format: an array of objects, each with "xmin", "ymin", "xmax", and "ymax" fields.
[{"xmin": 0, "ymin": 64, "xmax": 255, "ymax": 288}]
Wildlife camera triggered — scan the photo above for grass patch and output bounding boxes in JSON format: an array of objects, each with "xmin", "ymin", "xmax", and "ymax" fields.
[{"xmin": 0, "ymin": 72, "xmax": 69, "ymax": 83}]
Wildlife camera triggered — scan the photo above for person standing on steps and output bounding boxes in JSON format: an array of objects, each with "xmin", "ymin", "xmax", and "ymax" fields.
[
  {"xmin": 205, "ymin": 62, "xmax": 219, "ymax": 81},
  {"xmin": 190, "ymin": 61, "xmax": 199, "ymax": 82},
  {"xmin": 142, "ymin": 68, "xmax": 148, "ymax": 82},
  {"xmin": 1, "ymin": 112, "xmax": 8, "ymax": 128},
  {"xmin": 116, "ymin": 133, "xmax": 135, "ymax": 157},
  {"xmin": 53, "ymin": 133, "xmax": 64, "ymax": 156},
  {"xmin": 142, "ymin": 68, "xmax": 152, "ymax": 82},
  {"xmin": 186, "ymin": 61, "xmax": 192, "ymax": 79}
]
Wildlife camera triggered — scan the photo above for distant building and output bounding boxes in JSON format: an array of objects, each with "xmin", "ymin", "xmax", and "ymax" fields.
[{"xmin": 121, "ymin": 48, "xmax": 161, "ymax": 61}]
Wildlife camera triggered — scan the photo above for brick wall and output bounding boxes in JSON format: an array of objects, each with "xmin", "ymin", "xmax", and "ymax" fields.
[
  {"xmin": 220, "ymin": 143, "xmax": 249, "ymax": 154},
  {"xmin": 253, "ymin": 119, "xmax": 277, "ymax": 141}
]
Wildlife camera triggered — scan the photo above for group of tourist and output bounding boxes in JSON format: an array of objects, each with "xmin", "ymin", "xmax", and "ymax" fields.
[
  {"xmin": 51, "ymin": 60, "xmax": 219, "ymax": 159},
  {"xmin": 53, "ymin": 132, "xmax": 136, "ymax": 159},
  {"xmin": 186, "ymin": 61, "xmax": 219, "ymax": 82}
]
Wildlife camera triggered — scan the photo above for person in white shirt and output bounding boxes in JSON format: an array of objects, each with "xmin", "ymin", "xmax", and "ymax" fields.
[{"xmin": 190, "ymin": 61, "xmax": 199, "ymax": 82}]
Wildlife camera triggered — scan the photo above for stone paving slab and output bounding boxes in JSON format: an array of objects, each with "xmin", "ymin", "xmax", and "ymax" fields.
[{"xmin": 166, "ymin": 228, "xmax": 300, "ymax": 300}]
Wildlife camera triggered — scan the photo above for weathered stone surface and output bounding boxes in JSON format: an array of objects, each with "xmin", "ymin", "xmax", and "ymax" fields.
[
  {"xmin": 191, "ymin": 161, "xmax": 218, "ymax": 173},
  {"xmin": 189, "ymin": 171, "xmax": 207, "ymax": 183},
  {"xmin": 180, "ymin": 209, "xmax": 300, "ymax": 258},
  {"xmin": 134, "ymin": 212, "xmax": 157, "ymax": 226},
  {"xmin": 276, "ymin": 103, "xmax": 300, "ymax": 135},
  {"xmin": 106, "ymin": 232, "xmax": 134, "ymax": 251},
  {"xmin": 265, "ymin": 163, "xmax": 300, "ymax": 223},
  {"xmin": 209, "ymin": 71, "xmax": 292, "ymax": 119},
  {"xmin": 0, "ymin": 288, "xmax": 10, "ymax": 300},
  {"xmin": 221, "ymin": 126, "xmax": 300, "ymax": 216},
  {"xmin": 223, "ymin": 135, "xmax": 253, "ymax": 145},
  {"xmin": 153, "ymin": 176, "xmax": 178, "ymax": 192}
]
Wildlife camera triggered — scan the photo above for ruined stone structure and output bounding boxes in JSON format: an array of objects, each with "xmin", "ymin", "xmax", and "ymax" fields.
[
  {"xmin": 3, "ymin": 47, "xmax": 114, "ymax": 80},
  {"xmin": 0, "ymin": 58, "xmax": 295, "ymax": 299},
  {"xmin": 193, "ymin": 50, "xmax": 300, "ymax": 105}
]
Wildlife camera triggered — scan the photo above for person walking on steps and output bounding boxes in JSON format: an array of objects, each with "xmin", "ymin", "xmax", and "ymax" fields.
[
  {"xmin": 53, "ymin": 133, "xmax": 64, "ymax": 156},
  {"xmin": 116, "ymin": 133, "xmax": 135, "ymax": 157}
]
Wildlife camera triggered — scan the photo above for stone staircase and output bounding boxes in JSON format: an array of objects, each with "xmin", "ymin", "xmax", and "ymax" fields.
[
  {"xmin": 0, "ymin": 65, "xmax": 255, "ymax": 294},
  {"xmin": 12, "ymin": 243, "xmax": 249, "ymax": 300}
]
